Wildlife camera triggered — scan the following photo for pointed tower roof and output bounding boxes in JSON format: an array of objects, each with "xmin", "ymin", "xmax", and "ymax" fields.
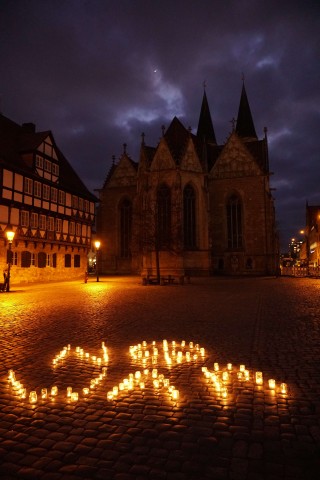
[
  {"xmin": 236, "ymin": 82, "xmax": 257, "ymax": 140},
  {"xmin": 197, "ymin": 90, "xmax": 217, "ymax": 144}
]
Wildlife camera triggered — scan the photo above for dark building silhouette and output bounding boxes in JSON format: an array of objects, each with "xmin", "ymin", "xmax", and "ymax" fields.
[{"xmin": 97, "ymin": 82, "xmax": 278, "ymax": 277}]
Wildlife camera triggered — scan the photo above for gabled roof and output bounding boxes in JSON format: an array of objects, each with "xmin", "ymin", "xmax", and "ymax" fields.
[
  {"xmin": 197, "ymin": 90, "xmax": 217, "ymax": 144},
  {"xmin": 235, "ymin": 83, "xmax": 258, "ymax": 140},
  {"xmin": 164, "ymin": 116, "xmax": 190, "ymax": 163},
  {"xmin": 0, "ymin": 113, "xmax": 97, "ymax": 201}
]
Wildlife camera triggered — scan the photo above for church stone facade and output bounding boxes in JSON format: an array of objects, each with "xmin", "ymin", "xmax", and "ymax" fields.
[{"xmin": 96, "ymin": 83, "xmax": 278, "ymax": 278}]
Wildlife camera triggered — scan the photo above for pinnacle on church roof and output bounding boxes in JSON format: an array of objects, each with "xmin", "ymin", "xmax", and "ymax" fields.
[
  {"xmin": 235, "ymin": 82, "xmax": 257, "ymax": 140},
  {"xmin": 197, "ymin": 90, "xmax": 217, "ymax": 144}
]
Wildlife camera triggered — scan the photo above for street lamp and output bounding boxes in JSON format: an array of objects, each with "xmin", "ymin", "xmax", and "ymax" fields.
[
  {"xmin": 300, "ymin": 229, "xmax": 309, "ymax": 276},
  {"xmin": 5, "ymin": 226, "xmax": 15, "ymax": 292},
  {"xmin": 94, "ymin": 240, "xmax": 101, "ymax": 282}
]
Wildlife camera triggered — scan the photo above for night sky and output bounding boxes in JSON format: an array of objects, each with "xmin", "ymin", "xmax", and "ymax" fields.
[{"xmin": 1, "ymin": 0, "xmax": 319, "ymax": 252}]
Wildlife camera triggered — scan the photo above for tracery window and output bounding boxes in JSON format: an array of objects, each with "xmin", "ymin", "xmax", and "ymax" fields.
[
  {"xmin": 157, "ymin": 184, "xmax": 171, "ymax": 249},
  {"xmin": 119, "ymin": 198, "xmax": 132, "ymax": 258},
  {"xmin": 183, "ymin": 184, "xmax": 196, "ymax": 249},
  {"xmin": 227, "ymin": 194, "xmax": 243, "ymax": 249}
]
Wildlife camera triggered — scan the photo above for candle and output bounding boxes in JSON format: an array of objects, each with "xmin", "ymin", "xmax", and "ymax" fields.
[
  {"xmin": 280, "ymin": 383, "xmax": 287, "ymax": 394},
  {"xmin": 214, "ymin": 363, "xmax": 219, "ymax": 371},
  {"xmin": 255, "ymin": 372, "xmax": 263, "ymax": 385},
  {"xmin": 83, "ymin": 388, "xmax": 89, "ymax": 395},
  {"xmin": 239, "ymin": 364, "xmax": 245, "ymax": 372},
  {"xmin": 71, "ymin": 392, "xmax": 78, "ymax": 402},
  {"xmin": 172, "ymin": 389, "xmax": 179, "ymax": 400},
  {"xmin": 107, "ymin": 391, "xmax": 113, "ymax": 400},
  {"xmin": 51, "ymin": 386, "xmax": 58, "ymax": 396},
  {"xmin": 227, "ymin": 363, "xmax": 232, "ymax": 371},
  {"xmin": 268, "ymin": 379, "xmax": 276, "ymax": 389},
  {"xmin": 66, "ymin": 386, "xmax": 72, "ymax": 398},
  {"xmin": 222, "ymin": 371, "xmax": 229, "ymax": 382},
  {"xmin": 29, "ymin": 391, "xmax": 37, "ymax": 403},
  {"xmin": 221, "ymin": 387, "xmax": 228, "ymax": 399},
  {"xmin": 41, "ymin": 388, "xmax": 47, "ymax": 399}
]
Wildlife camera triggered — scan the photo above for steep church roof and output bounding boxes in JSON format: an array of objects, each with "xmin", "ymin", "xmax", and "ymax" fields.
[
  {"xmin": 235, "ymin": 83, "xmax": 258, "ymax": 140},
  {"xmin": 197, "ymin": 90, "xmax": 217, "ymax": 144},
  {"xmin": 164, "ymin": 116, "xmax": 190, "ymax": 163}
]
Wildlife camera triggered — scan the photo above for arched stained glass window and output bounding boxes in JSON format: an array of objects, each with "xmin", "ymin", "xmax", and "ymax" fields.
[
  {"xmin": 157, "ymin": 184, "xmax": 171, "ymax": 248},
  {"xmin": 227, "ymin": 194, "xmax": 243, "ymax": 249},
  {"xmin": 120, "ymin": 198, "xmax": 132, "ymax": 258},
  {"xmin": 183, "ymin": 184, "xmax": 196, "ymax": 249}
]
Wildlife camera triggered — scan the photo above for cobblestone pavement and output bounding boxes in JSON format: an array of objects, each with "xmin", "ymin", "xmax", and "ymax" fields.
[{"xmin": 0, "ymin": 276, "xmax": 320, "ymax": 480}]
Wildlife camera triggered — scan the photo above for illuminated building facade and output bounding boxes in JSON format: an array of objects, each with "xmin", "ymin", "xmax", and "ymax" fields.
[
  {"xmin": 300, "ymin": 204, "xmax": 320, "ymax": 268},
  {"xmin": 97, "ymin": 83, "xmax": 278, "ymax": 277},
  {"xmin": 0, "ymin": 114, "xmax": 97, "ymax": 285}
]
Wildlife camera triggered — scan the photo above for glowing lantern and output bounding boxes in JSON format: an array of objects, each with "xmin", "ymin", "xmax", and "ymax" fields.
[
  {"xmin": 172, "ymin": 389, "xmax": 179, "ymax": 400},
  {"xmin": 268, "ymin": 379, "xmax": 276, "ymax": 390},
  {"xmin": 83, "ymin": 388, "xmax": 89, "ymax": 395},
  {"xmin": 51, "ymin": 386, "xmax": 58, "ymax": 396},
  {"xmin": 255, "ymin": 372, "xmax": 263, "ymax": 385},
  {"xmin": 71, "ymin": 392, "xmax": 78, "ymax": 402},
  {"xmin": 29, "ymin": 391, "xmax": 37, "ymax": 403},
  {"xmin": 227, "ymin": 363, "xmax": 232, "ymax": 371},
  {"xmin": 41, "ymin": 388, "xmax": 48, "ymax": 399},
  {"xmin": 280, "ymin": 383, "xmax": 287, "ymax": 394},
  {"xmin": 66, "ymin": 386, "xmax": 72, "ymax": 398},
  {"xmin": 107, "ymin": 391, "xmax": 113, "ymax": 400}
]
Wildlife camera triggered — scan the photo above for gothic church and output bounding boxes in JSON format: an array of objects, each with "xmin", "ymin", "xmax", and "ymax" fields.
[{"xmin": 96, "ymin": 83, "xmax": 278, "ymax": 277}]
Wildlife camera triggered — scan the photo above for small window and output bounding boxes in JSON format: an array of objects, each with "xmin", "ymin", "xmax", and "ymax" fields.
[
  {"xmin": 20, "ymin": 210, "xmax": 29, "ymax": 227},
  {"xmin": 76, "ymin": 223, "xmax": 81, "ymax": 236},
  {"xmin": 72, "ymin": 195, "xmax": 78, "ymax": 209},
  {"xmin": 55, "ymin": 218, "xmax": 62, "ymax": 233},
  {"xmin": 74, "ymin": 254, "xmax": 81, "ymax": 268},
  {"xmin": 65, "ymin": 254, "xmax": 71, "ymax": 268},
  {"xmin": 43, "ymin": 185, "xmax": 50, "ymax": 200},
  {"xmin": 59, "ymin": 191, "xmax": 66, "ymax": 205},
  {"xmin": 52, "ymin": 253, "xmax": 57, "ymax": 268},
  {"xmin": 38, "ymin": 252, "xmax": 47, "ymax": 268},
  {"xmin": 24, "ymin": 178, "xmax": 33, "ymax": 195},
  {"xmin": 47, "ymin": 217, "xmax": 55, "ymax": 231},
  {"xmin": 34, "ymin": 181, "xmax": 41, "ymax": 198},
  {"xmin": 69, "ymin": 222, "xmax": 75, "ymax": 235},
  {"xmin": 30, "ymin": 213, "xmax": 38, "ymax": 228},
  {"xmin": 39, "ymin": 215, "xmax": 46, "ymax": 230},
  {"xmin": 21, "ymin": 251, "xmax": 31, "ymax": 268},
  {"xmin": 52, "ymin": 163, "xmax": 59, "ymax": 175},
  {"xmin": 36, "ymin": 156, "xmax": 43, "ymax": 168},
  {"xmin": 51, "ymin": 187, "xmax": 58, "ymax": 203},
  {"xmin": 44, "ymin": 159, "xmax": 52, "ymax": 172}
]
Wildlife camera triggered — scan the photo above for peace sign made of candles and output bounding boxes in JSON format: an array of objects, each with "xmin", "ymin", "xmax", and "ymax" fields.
[{"xmin": 7, "ymin": 339, "xmax": 288, "ymax": 405}]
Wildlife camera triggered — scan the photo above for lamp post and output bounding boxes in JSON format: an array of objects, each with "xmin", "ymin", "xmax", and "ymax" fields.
[
  {"xmin": 300, "ymin": 230, "xmax": 309, "ymax": 276},
  {"xmin": 5, "ymin": 227, "xmax": 15, "ymax": 292},
  {"xmin": 94, "ymin": 240, "xmax": 101, "ymax": 282}
]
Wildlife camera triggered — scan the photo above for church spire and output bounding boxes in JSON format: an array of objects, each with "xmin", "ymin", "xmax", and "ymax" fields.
[
  {"xmin": 197, "ymin": 89, "xmax": 216, "ymax": 144},
  {"xmin": 235, "ymin": 81, "xmax": 257, "ymax": 140}
]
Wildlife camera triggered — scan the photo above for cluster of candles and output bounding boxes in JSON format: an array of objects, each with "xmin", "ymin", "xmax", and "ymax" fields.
[
  {"xmin": 106, "ymin": 367, "xmax": 180, "ymax": 401},
  {"xmin": 105, "ymin": 339, "xmax": 207, "ymax": 403},
  {"xmin": 129, "ymin": 339, "xmax": 206, "ymax": 367},
  {"xmin": 8, "ymin": 342, "xmax": 109, "ymax": 404},
  {"xmin": 7, "ymin": 340, "xmax": 288, "ymax": 405},
  {"xmin": 202, "ymin": 363, "xmax": 288, "ymax": 399}
]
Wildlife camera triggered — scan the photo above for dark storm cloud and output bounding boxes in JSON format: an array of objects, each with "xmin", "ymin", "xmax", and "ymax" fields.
[{"xmin": 1, "ymin": 0, "xmax": 319, "ymax": 250}]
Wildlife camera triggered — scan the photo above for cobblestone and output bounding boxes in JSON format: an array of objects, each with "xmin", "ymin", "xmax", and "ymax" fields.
[{"xmin": 1, "ymin": 276, "xmax": 320, "ymax": 479}]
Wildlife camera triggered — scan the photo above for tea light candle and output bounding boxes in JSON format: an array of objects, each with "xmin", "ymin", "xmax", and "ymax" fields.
[
  {"xmin": 239, "ymin": 364, "xmax": 245, "ymax": 372},
  {"xmin": 71, "ymin": 392, "xmax": 78, "ymax": 402},
  {"xmin": 200, "ymin": 348, "xmax": 205, "ymax": 356},
  {"xmin": 66, "ymin": 386, "xmax": 72, "ymax": 398},
  {"xmin": 139, "ymin": 382, "xmax": 145, "ymax": 389},
  {"xmin": 222, "ymin": 371, "xmax": 229, "ymax": 381},
  {"xmin": 41, "ymin": 388, "xmax": 47, "ymax": 399},
  {"xmin": 221, "ymin": 386, "xmax": 228, "ymax": 398},
  {"xmin": 29, "ymin": 391, "xmax": 37, "ymax": 403},
  {"xmin": 227, "ymin": 363, "xmax": 233, "ymax": 371},
  {"xmin": 280, "ymin": 383, "xmax": 287, "ymax": 394},
  {"xmin": 152, "ymin": 369, "xmax": 158, "ymax": 378},
  {"xmin": 51, "ymin": 386, "xmax": 58, "ymax": 396},
  {"xmin": 107, "ymin": 391, "xmax": 113, "ymax": 400},
  {"xmin": 181, "ymin": 340, "xmax": 186, "ymax": 347},
  {"xmin": 83, "ymin": 388, "xmax": 89, "ymax": 395},
  {"xmin": 172, "ymin": 389, "xmax": 179, "ymax": 400},
  {"xmin": 255, "ymin": 372, "xmax": 263, "ymax": 385},
  {"xmin": 268, "ymin": 379, "xmax": 276, "ymax": 389},
  {"xmin": 135, "ymin": 371, "xmax": 141, "ymax": 379},
  {"xmin": 214, "ymin": 363, "xmax": 219, "ymax": 371},
  {"xmin": 20, "ymin": 388, "xmax": 27, "ymax": 399}
]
